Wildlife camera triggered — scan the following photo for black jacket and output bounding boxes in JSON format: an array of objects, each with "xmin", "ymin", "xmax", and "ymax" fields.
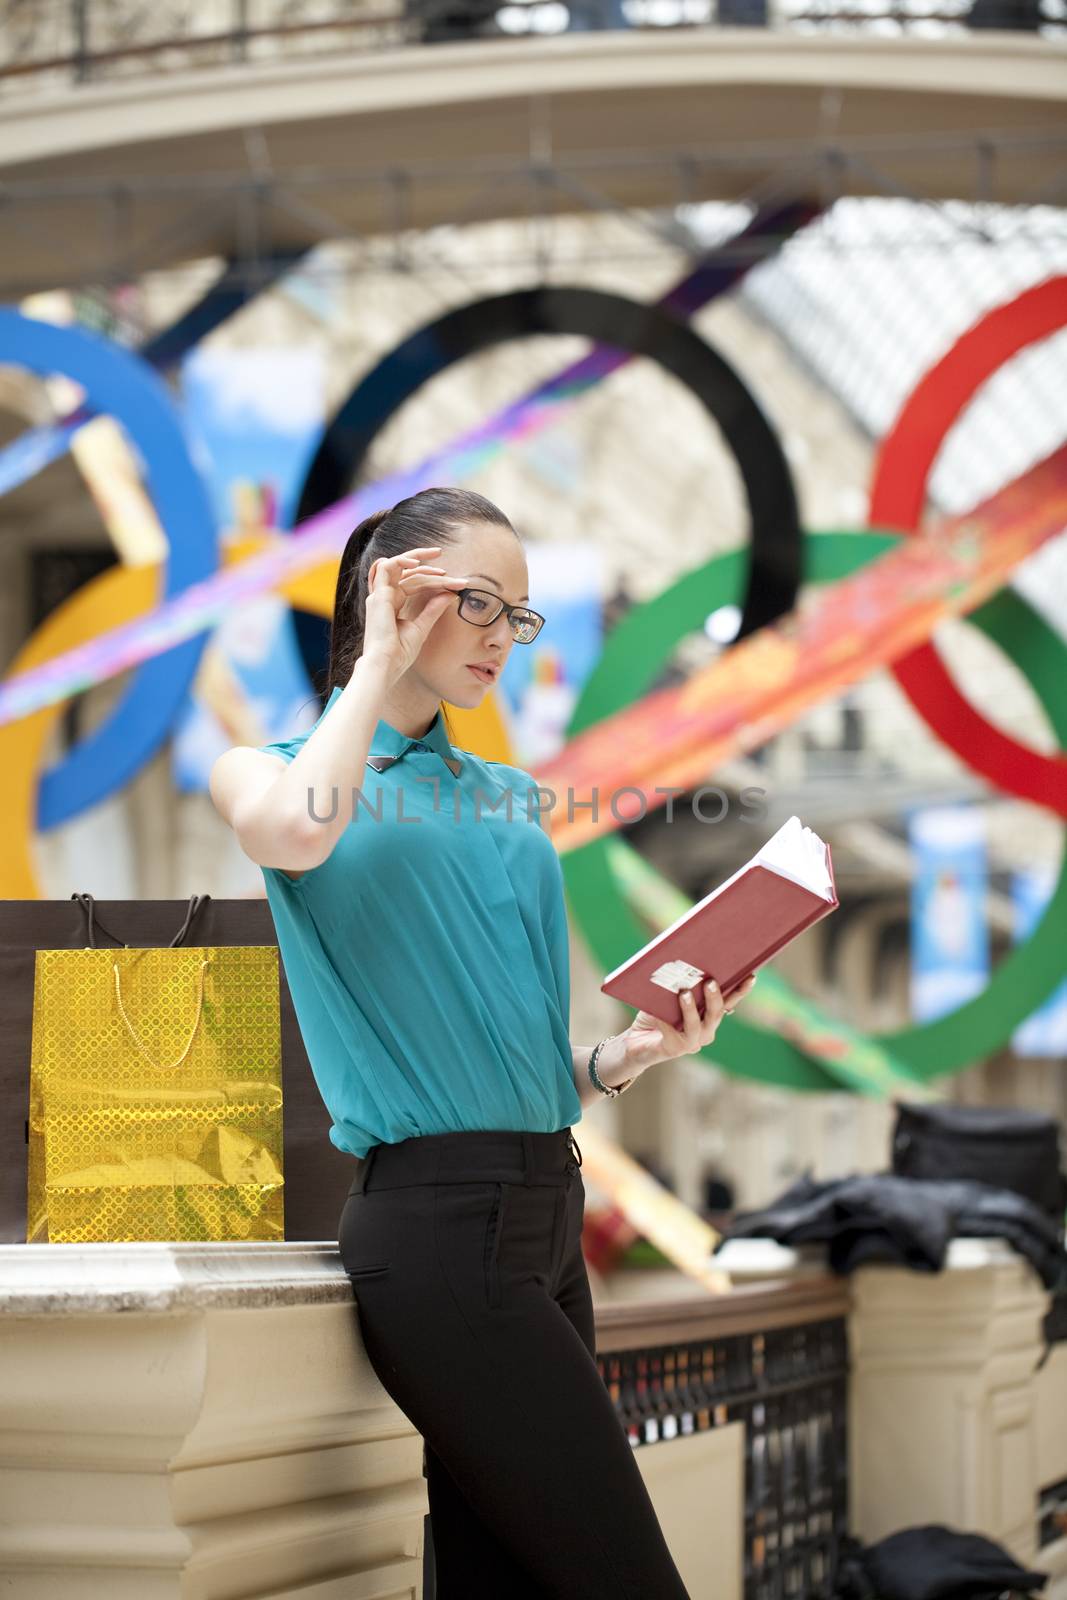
[{"xmin": 718, "ymin": 1170, "xmax": 1066, "ymax": 1291}]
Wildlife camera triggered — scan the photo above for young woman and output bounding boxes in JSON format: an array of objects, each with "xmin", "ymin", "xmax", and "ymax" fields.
[{"xmin": 210, "ymin": 485, "xmax": 756, "ymax": 1599}]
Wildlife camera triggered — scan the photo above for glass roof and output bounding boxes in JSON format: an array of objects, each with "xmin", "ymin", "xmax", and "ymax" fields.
[{"xmin": 699, "ymin": 197, "xmax": 1067, "ymax": 637}]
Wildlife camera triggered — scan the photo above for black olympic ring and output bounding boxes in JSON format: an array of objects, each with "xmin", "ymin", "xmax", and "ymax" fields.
[{"xmin": 291, "ymin": 285, "xmax": 802, "ymax": 685}]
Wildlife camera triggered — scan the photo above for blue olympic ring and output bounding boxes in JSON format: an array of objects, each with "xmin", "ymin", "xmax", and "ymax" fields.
[{"xmin": 0, "ymin": 310, "xmax": 218, "ymax": 827}]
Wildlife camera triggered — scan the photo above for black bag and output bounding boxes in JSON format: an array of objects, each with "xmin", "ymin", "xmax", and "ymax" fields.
[{"xmin": 892, "ymin": 1100, "xmax": 1067, "ymax": 1237}]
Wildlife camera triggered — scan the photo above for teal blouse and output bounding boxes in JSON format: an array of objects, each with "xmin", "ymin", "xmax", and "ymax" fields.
[{"xmin": 257, "ymin": 685, "xmax": 582, "ymax": 1158}]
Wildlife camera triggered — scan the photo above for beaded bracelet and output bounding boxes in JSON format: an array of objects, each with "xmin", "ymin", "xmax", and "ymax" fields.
[{"xmin": 588, "ymin": 1034, "xmax": 635, "ymax": 1098}]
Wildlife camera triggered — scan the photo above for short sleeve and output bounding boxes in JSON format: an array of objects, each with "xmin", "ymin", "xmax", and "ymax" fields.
[
  {"xmin": 255, "ymin": 735, "xmax": 315, "ymax": 890},
  {"xmin": 257, "ymin": 738, "xmax": 300, "ymax": 764}
]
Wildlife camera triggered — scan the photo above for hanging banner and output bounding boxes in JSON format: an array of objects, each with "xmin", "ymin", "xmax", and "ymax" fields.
[
  {"xmin": 1011, "ymin": 866, "xmax": 1067, "ymax": 1057},
  {"xmin": 502, "ymin": 542, "xmax": 604, "ymax": 767},
  {"xmin": 909, "ymin": 805, "xmax": 990, "ymax": 1024},
  {"xmin": 172, "ymin": 347, "xmax": 326, "ymax": 790}
]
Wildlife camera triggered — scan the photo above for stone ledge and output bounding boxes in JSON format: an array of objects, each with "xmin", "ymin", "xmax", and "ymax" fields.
[{"xmin": 0, "ymin": 1241, "xmax": 354, "ymax": 1317}]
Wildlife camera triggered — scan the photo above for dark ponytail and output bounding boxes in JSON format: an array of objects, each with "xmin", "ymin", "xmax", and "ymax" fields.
[{"xmin": 324, "ymin": 486, "xmax": 517, "ymax": 696}]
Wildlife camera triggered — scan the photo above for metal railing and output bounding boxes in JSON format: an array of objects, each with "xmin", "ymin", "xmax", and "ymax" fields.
[
  {"xmin": 1, "ymin": 0, "xmax": 1061, "ymax": 96},
  {"xmin": 601, "ymin": 1311, "xmax": 849, "ymax": 1598}
]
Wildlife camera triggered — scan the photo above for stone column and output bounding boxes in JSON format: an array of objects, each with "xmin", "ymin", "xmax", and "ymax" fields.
[{"xmin": 848, "ymin": 1239, "xmax": 1049, "ymax": 1568}]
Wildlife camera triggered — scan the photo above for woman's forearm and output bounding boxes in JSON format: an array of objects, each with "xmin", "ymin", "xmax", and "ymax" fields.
[
  {"xmin": 246, "ymin": 652, "xmax": 396, "ymax": 868},
  {"xmin": 570, "ymin": 1032, "xmax": 643, "ymax": 1108}
]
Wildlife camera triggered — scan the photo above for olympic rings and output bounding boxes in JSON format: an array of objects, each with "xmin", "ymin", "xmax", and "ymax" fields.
[
  {"xmin": 563, "ymin": 530, "xmax": 1067, "ymax": 1090},
  {"xmin": 3, "ymin": 289, "xmax": 1064, "ymax": 1090},
  {"xmin": 869, "ymin": 275, "xmax": 1067, "ymax": 816}
]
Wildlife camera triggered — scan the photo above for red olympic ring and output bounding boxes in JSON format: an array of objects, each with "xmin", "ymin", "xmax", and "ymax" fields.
[{"xmin": 869, "ymin": 274, "xmax": 1067, "ymax": 817}]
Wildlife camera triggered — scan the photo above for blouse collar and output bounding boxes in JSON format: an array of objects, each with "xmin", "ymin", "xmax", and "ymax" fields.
[{"xmin": 321, "ymin": 685, "xmax": 460, "ymax": 773}]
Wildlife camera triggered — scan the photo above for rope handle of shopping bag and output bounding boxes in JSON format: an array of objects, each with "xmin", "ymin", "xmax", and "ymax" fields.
[
  {"xmin": 71, "ymin": 891, "xmax": 211, "ymax": 950},
  {"xmin": 112, "ymin": 956, "xmax": 212, "ymax": 1072}
]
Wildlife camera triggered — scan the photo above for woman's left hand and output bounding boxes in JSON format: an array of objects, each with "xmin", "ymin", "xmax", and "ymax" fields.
[{"xmin": 623, "ymin": 973, "xmax": 758, "ymax": 1071}]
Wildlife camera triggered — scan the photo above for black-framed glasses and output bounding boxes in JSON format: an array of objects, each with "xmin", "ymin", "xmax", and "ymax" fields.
[{"xmin": 456, "ymin": 587, "xmax": 545, "ymax": 644}]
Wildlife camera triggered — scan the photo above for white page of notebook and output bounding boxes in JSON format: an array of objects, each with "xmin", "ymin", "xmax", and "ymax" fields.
[{"xmin": 757, "ymin": 815, "xmax": 834, "ymax": 897}]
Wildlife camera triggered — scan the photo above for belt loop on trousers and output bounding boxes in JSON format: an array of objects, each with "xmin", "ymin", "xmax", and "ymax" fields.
[
  {"xmin": 521, "ymin": 1131, "xmax": 534, "ymax": 1186},
  {"xmin": 568, "ymin": 1132, "xmax": 583, "ymax": 1168},
  {"xmin": 358, "ymin": 1144, "xmax": 379, "ymax": 1194}
]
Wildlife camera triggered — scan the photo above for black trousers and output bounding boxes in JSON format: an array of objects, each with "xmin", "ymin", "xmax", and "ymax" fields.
[{"xmin": 338, "ymin": 1126, "xmax": 692, "ymax": 1599}]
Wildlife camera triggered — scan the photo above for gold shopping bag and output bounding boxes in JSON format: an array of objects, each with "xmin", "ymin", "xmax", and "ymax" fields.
[{"xmin": 27, "ymin": 895, "xmax": 284, "ymax": 1243}]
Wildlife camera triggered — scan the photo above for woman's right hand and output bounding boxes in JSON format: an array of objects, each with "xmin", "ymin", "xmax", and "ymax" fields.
[{"xmin": 359, "ymin": 545, "xmax": 466, "ymax": 681}]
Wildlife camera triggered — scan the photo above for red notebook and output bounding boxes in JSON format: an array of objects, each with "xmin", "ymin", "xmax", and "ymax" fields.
[{"xmin": 600, "ymin": 815, "xmax": 838, "ymax": 1029}]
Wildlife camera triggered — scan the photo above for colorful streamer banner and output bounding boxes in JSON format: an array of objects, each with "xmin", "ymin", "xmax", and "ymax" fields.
[
  {"xmin": 535, "ymin": 446, "xmax": 1067, "ymax": 852},
  {"xmin": 575, "ymin": 1122, "xmax": 731, "ymax": 1293},
  {"xmin": 0, "ymin": 204, "xmax": 815, "ymax": 727}
]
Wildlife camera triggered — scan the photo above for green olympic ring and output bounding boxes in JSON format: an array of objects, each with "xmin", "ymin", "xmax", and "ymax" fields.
[{"xmin": 562, "ymin": 530, "xmax": 1067, "ymax": 1090}]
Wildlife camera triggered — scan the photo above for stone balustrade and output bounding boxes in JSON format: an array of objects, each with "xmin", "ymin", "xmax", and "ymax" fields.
[
  {"xmin": 5, "ymin": 1236, "xmax": 1059, "ymax": 1598},
  {"xmin": 0, "ymin": 1241, "xmax": 848, "ymax": 1598}
]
